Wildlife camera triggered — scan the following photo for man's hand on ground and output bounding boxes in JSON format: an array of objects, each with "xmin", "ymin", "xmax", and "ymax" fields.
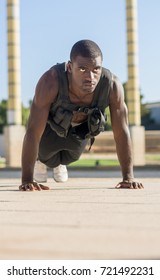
[
  {"xmin": 19, "ymin": 182, "xmax": 50, "ymax": 191},
  {"xmin": 115, "ymin": 180, "xmax": 144, "ymax": 189}
]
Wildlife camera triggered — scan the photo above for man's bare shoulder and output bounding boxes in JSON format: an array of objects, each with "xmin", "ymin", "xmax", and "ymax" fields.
[
  {"xmin": 34, "ymin": 68, "xmax": 59, "ymax": 106},
  {"xmin": 109, "ymin": 74, "xmax": 125, "ymax": 106},
  {"xmin": 111, "ymin": 74, "xmax": 124, "ymax": 94},
  {"xmin": 36, "ymin": 68, "xmax": 58, "ymax": 91}
]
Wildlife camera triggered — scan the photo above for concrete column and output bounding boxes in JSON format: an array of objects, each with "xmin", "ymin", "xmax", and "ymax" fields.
[
  {"xmin": 5, "ymin": 0, "xmax": 25, "ymax": 167},
  {"xmin": 4, "ymin": 125, "xmax": 25, "ymax": 167},
  {"xmin": 7, "ymin": 0, "xmax": 22, "ymax": 124},
  {"xmin": 129, "ymin": 126, "xmax": 145, "ymax": 166},
  {"xmin": 126, "ymin": 0, "xmax": 145, "ymax": 165}
]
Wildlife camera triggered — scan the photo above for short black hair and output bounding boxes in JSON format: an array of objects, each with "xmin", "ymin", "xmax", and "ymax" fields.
[{"xmin": 70, "ymin": 39, "xmax": 103, "ymax": 61}]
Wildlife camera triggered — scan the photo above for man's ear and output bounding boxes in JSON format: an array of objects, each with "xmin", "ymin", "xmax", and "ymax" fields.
[{"xmin": 67, "ymin": 61, "xmax": 72, "ymax": 73}]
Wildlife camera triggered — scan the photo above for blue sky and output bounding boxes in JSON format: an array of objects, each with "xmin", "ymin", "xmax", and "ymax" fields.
[{"xmin": 0, "ymin": 0, "xmax": 160, "ymax": 106}]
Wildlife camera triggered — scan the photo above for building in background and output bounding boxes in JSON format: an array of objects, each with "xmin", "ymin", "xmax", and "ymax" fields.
[{"xmin": 145, "ymin": 101, "xmax": 160, "ymax": 130}]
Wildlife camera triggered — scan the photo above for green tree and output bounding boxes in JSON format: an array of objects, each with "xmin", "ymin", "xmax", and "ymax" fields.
[
  {"xmin": 140, "ymin": 95, "xmax": 155, "ymax": 129},
  {"xmin": 0, "ymin": 100, "xmax": 7, "ymax": 133},
  {"xmin": 22, "ymin": 103, "xmax": 30, "ymax": 127},
  {"xmin": 0, "ymin": 99, "xmax": 31, "ymax": 133},
  {"xmin": 123, "ymin": 83, "xmax": 154, "ymax": 128}
]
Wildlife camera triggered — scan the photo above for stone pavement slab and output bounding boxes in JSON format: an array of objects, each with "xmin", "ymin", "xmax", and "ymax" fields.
[{"xmin": 0, "ymin": 169, "xmax": 160, "ymax": 260}]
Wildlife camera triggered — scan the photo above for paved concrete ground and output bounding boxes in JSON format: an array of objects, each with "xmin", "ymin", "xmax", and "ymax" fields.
[{"xmin": 0, "ymin": 167, "xmax": 160, "ymax": 260}]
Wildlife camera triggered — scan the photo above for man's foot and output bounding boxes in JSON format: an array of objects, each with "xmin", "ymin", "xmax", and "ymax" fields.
[
  {"xmin": 53, "ymin": 164, "xmax": 68, "ymax": 182},
  {"xmin": 33, "ymin": 160, "xmax": 47, "ymax": 182}
]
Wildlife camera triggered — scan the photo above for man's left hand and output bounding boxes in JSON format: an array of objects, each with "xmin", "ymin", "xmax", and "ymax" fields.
[
  {"xmin": 19, "ymin": 182, "xmax": 50, "ymax": 191},
  {"xmin": 115, "ymin": 180, "xmax": 144, "ymax": 189}
]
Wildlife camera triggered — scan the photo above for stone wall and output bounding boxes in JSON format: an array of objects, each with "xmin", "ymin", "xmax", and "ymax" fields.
[
  {"xmin": 0, "ymin": 130, "xmax": 160, "ymax": 158},
  {"xmin": 85, "ymin": 130, "xmax": 160, "ymax": 153},
  {"xmin": 145, "ymin": 131, "xmax": 160, "ymax": 152}
]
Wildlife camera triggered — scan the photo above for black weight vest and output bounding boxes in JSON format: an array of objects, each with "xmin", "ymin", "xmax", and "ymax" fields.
[{"xmin": 48, "ymin": 62, "xmax": 112, "ymax": 138}]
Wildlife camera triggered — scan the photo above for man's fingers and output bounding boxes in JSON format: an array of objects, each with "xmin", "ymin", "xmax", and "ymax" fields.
[
  {"xmin": 39, "ymin": 184, "xmax": 50, "ymax": 190},
  {"xmin": 19, "ymin": 182, "xmax": 50, "ymax": 191},
  {"xmin": 132, "ymin": 182, "xmax": 144, "ymax": 189},
  {"xmin": 33, "ymin": 183, "xmax": 42, "ymax": 191},
  {"xmin": 19, "ymin": 183, "xmax": 34, "ymax": 191},
  {"xmin": 132, "ymin": 182, "xmax": 138, "ymax": 189},
  {"xmin": 115, "ymin": 182, "xmax": 131, "ymax": 189},
  {"xmin": 115, "ymin": 183, "xmax": 121, "ymax": 189},
  {"xmin": 138, "ymin": 183, "xmax": 144, "ymax": 189},
  {"xmin": 115, "ymin": 181, "xmax": 144, "ymax": 189}
]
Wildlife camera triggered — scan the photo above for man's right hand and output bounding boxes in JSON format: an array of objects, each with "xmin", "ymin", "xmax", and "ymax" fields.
[{"xmin": 19, "ymin": 182, "xmax": 50, "ymax": 191}]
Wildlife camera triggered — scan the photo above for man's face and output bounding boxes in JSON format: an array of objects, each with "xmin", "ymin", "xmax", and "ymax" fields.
[{"xmin": 68, "ymin": 55, "xmax": 102, "ymax": 94}]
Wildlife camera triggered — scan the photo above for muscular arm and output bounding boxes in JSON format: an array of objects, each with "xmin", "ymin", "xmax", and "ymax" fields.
[
  {"xmin": 20, "ymin": 69, "xmax": 58, "ymax": 189},
  {"xmin": 109, "ymin": 76, "xmax": 143, "ymax": 189}
]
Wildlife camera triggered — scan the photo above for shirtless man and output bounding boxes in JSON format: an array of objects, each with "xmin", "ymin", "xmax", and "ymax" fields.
[{"xmin": 19, "ymin": 39, "xmax": 144, "ymax": 191}]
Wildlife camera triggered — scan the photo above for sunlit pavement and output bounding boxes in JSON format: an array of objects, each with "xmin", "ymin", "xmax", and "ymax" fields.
[{"xmin": 0, "ymin": 167, "xmax": 160, "ymax": 260}]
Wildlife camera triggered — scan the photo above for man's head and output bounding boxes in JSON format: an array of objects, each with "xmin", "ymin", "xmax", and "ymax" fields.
[
  {"xmin": 70, "ymin": 39, "xmax": 103, "ymax": 62},
  {"xmin": 68, "ymin": 40, "xmax": 103, "ymax": 94}
]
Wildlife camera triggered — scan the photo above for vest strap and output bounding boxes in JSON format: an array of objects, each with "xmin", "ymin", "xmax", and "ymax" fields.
[{"xmin": 48, "ymin": 63, "xmax": 111, "ymax": 143}]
